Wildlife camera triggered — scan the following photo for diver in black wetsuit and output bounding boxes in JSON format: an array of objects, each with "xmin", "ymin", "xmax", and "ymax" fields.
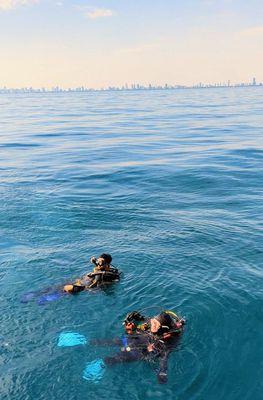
[
  {"xmin": 63, "ymin": 253, "xmax": 121, "ymax": 294},
  {"xmin": 91, "ymin": 310, "xmax": 185, "ymax": 383},
  {"xmin": 20, "ymin": 253, "xmax": 121, "ymax": 305}
]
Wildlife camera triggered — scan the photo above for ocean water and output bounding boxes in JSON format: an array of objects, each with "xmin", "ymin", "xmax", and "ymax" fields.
[{"xmin": 0, "ymin": 87, "xmax": 262, "ymax": 400}]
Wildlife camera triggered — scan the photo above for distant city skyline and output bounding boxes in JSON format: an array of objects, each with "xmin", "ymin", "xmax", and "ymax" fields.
[
  {"xmin": 1, "ymin": 77, "xmax": 262, "ymax": 93},
  {"xmin": 1, "ymin": 0, "xmax": 263, "ymax": 88}
]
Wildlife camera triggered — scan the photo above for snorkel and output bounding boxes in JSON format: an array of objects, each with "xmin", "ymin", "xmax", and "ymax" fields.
[{"xmin": 164, "ymin": 310, "xmax": 185, "ymax": 330}]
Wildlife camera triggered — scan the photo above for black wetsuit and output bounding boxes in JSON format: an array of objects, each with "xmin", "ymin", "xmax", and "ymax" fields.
[{"xmin": 91, "ymin": 331, "xmax": 182, "ymax": 383}]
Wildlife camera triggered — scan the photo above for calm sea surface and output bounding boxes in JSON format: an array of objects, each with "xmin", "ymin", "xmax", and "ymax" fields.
[{"xmin": 0, "ymin": 88, "xmax": 262, "ymax": 400}]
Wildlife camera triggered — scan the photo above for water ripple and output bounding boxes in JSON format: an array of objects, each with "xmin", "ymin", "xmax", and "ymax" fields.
[{"xmin": 0, "ymin": 88, "xmax": 262, "ymax": 400}]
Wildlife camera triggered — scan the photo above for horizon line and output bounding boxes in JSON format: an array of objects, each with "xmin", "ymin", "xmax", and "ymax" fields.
[{"xmin": 0, "ymin": 80, "xmax": 262, "ymax": 93}]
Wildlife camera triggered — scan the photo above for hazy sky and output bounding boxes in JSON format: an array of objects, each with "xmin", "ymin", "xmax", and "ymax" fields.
[{"xmin": 1, "ymin": 0, "xmax": 262, "ymax": 88}]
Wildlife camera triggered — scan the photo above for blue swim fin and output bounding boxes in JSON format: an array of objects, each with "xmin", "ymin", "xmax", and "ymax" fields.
[
  {"xmin": 57, "ymin": 332, "xmax": 87, "ymax": 347},
  {"xmin": 83, "ymin": 359, "xmax": 105, "ymax": 382},
  {"xmin": 21, "ymin": 286, "xmax": 65, "ymax": 305},
  {"xmin": 37, "ymin": 292, "xmax": 64, "ymax": 305},
  {"xmin": 20, "ymin": 291, "xmax": 38, "ymax": 303}
]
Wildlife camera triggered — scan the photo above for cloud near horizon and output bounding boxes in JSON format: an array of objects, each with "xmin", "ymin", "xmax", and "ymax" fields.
[
  {"xmin": 119, "ymin": 41, "xmax": 164, "ymax": 55},
  {"xmin": 84, "ymin": 7, "xmax": 115, "ymax": 19},
  {"xmin": 0, "ymin": 0, "xmax": 38, "ymax": 10},
  {"xmin": 238, "ymin": 26, "xmax": 263, "ymax": 37}
]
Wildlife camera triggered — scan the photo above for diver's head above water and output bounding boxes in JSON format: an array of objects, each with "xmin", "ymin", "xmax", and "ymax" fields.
[
  {"xmin": 150, "ymin": 312, "xmax": 175, "ymax": 334},
  {"xmin": 90, "ymin": 253, "xmax": 112, "ymax": 268}
]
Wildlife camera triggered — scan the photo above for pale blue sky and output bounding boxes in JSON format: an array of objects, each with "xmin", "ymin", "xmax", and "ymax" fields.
[{"xmin": 1, "ymin": 0, "xmax": 262, "ymax": 88}]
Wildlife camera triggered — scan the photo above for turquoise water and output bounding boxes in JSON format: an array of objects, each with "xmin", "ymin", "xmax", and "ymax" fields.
[{"xmin": 0, "ymin": 88, "xmax": 262, "ymax": 400}]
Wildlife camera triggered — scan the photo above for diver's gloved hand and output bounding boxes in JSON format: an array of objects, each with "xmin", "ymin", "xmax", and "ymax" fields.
[
  {"xmin": 124, "ymin": 311, "xmax": 145, "ymax": 324},
  {"xmin": 157, "ymin": 372, "xmax": 168, "ymax": 384},
  {"xmin": 90, "ymin": 256, "xmax": 97, "ymax": 265}
]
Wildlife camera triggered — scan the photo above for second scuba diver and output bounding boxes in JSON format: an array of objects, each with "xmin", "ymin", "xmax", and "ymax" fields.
[
  {"xmin": 63, "ymin": 253, "xmax": 121, "ymax": 294},
  {"xmin": 20, "ymin": 253, "xmax": 121, "ymax": 305},
  {"xmin": 89, "ymin": 310, "xmax": 185, "ymax": 383}
]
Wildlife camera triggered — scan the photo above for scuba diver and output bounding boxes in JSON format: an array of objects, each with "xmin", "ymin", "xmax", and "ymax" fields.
[
  {"xmin": 21, "ymin": 253, "xmax": 121, "ymax": 305},
  {"xmin": 63, "ymin": 253, "xmax": 121, "ymax": 294},
  {"xmin": 88, "ymin": 310, "xmax": 185, "ymax": 383}
]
